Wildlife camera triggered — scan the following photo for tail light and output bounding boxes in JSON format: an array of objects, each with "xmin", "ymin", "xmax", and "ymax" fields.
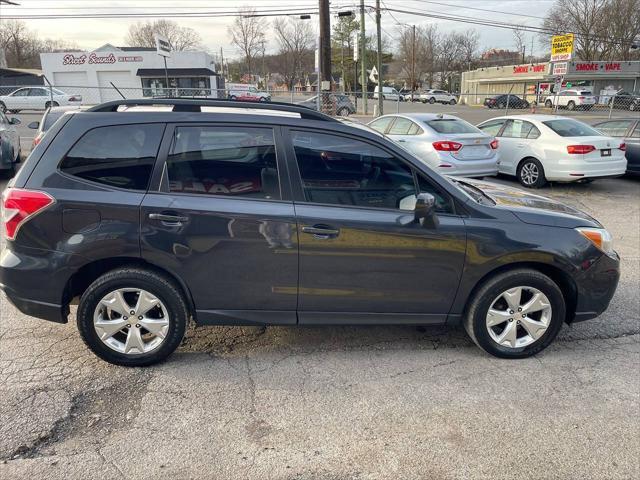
[
  {"xmin": 433, "ymin": 141, "xmax": 462, "ymax": 152},
  {"xmin": 490, "ymin": 139, "xmax": 499, "ymax": 149},
  {"xmin": 578, "ymin": 96, "xmax": 585, "ymax": 100},
  {"xmin": 32, "ymin": 132, "xmax": 44, "ymax": 147},
  {"xmin": 567, "ymin": 145, "xmax": 596, "ymax": 154},
  {"xmin": 619, "ymin": 143, "xmax": 626, "ymax": 151},
  {"xmin": 68, "ymin": 95, "xmax": 82, "ymax": 102},
  {"xmin": 1, "ymin": 188, "xmax": 54, "ymax": 241}
]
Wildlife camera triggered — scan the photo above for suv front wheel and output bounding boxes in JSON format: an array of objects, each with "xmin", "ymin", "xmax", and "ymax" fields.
[
  {"xmin": 77, "ymin": 268, "xmax": 188, "ymax": 367},
  {"xmin": 463, "ymin": 269, "xmax": 565, "ymax": 359}
]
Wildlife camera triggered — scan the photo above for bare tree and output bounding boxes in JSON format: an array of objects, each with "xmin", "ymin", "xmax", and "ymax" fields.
[
  {"xmin": 228, "ymin": 8, "xmax": 268, "ymax": 75},
  {"xmin": 272, "ymin": 17, "xmax": 314, "ymax": 89},
  {"xmin": 125, "ymin": 20, "xmax": 202, "ymax": 51},
  {"xmin": 459, "ymin": 29, "xmax": 480, "ymax": 70},
  {"xmin": 397, "ymin": 25, "xmax": 440, "ymax": 88},
  {"xmin": 0, "ymin": 19, "xmax": 78, "ymax": 68},
  {"xmin": 512, "ymin": 26, "xmax": 526, "ymax": 61},
  {"xmin": 542, "ymin": 0, "xmax": 639, "ymax": 60}
]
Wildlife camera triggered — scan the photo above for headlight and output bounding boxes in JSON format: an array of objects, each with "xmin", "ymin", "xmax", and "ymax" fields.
[{"xmin": 576, "ymin": 227, "xmax": 615, "ymax": 256}]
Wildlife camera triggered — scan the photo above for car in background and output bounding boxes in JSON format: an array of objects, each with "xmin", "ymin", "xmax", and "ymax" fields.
[
  {"xmin": 400, "ymin": 90, "xmax": 421, "ymax": 102},
  {"xmin": 227, "ymin": 86, "xmax": 271, "ymax": 102},
  {"xmin": 28, "ymin": 105, "xmax": 85, "ymax": 149},
  {"xmin": 373, "ymin": 86, "xmax": 401, "ymax": 101},
  {"xmin": 420, "ymin": 89, "xmax": 458, "ymax": 105},
  {"xmin": 607, "ymin": 90, "xmax": 639, "ymax": 111},
  {"xmin": 297, "ymin": 93, "xmax": 355, "ymax": 116},
  {"xmin": 0, "ymin": 111, "xmax": 21, "ymax": 177},
  {"xmin": 484, "ymin": 94, "xmax": 529, "ymax": 109},
  {"xmin": 477, "ymin": 115, "xmax": 626, "ymax": 188},
  {"xmin": 593, "ymin": 118, "xmax": 640, "ymax": 175},
  {"xmin": 0, "ymin": 87, "xmax": 82, "ymax": 113},
  {"xmin": 544, "ymin": 89, "xmax": 596, "ymax": 111},
  {"xmin": 368, "ymin": 113, "xmax": 498, "ymax": 178}
]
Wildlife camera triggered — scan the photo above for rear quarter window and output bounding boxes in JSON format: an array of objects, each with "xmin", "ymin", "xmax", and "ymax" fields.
[{"xmin": 59, "ymin": 124, "xmax": 164, "ymax": 190}]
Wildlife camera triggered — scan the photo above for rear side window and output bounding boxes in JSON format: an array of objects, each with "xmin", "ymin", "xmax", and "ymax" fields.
[
  {"xmin": 478, "ymin": 119, "xmax": 505, "ymax": 136},
  {"xmin": 60, "ymin": 124, "xmax": 164, "ymax": 190},
  {"xmin": 166, "ymin": 126, "xmax": 279, "ymax": 200},
  {"xmin": 369, "ymin": 117, "xmax": 394, "ymax": 134},
  {"xmin": 426, "ymin": 119, "xmax": 479, "ymax": 134},
  {"xmin": 388, "ymin": 117, "xmax": 413, "ymax": 135}
]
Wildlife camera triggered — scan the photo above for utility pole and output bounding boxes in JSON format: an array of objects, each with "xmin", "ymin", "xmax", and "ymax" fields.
[
  {"xmin": 319, "ymin": 0, "xmax": 331, "ymax": 112},
  {"xmin": 411, "ymin": 25, "xmax": 416, "ymax": 100},
  {"xmin": 375, "ymin": 0, "xmax": 383, "ymax": 115},
  {"xmin": 360, "ymin": 0, "xmax": 367, "ymax": 115}
]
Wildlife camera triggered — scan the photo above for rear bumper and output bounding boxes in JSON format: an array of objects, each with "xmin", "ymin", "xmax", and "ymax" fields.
[
  {"xmin": 571, "ymin": 251, "xmax": 620, "ymax": 323},
  {"xmin": 545, "ymin": 158, "xmax": 627, "ymax": 181},
  {"xmin": 0, "ymin": 246, "xmax": 73, "ymax": 323}
]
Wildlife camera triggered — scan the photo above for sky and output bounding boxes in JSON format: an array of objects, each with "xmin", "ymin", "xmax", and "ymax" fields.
[{"xmin": 0, "ymin": 0, "xmax": 557, "ymax": 59}]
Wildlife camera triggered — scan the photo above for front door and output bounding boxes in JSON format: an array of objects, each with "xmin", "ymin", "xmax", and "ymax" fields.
[
  {"xmin": 497, "ymin": 119, "xmax": 541, "ymax": 175},
  {"xmin": 141, "ymin": 124, "xmax": 298, "ymax": 325},
  {"xmin": 285, "ymin": 129, "xmax": 466, "ymax": 324}
]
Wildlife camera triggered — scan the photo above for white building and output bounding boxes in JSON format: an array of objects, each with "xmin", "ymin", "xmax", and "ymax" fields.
[{"xmin": 40, "ymin": 44, "xmax": 224, "ymax": 103}]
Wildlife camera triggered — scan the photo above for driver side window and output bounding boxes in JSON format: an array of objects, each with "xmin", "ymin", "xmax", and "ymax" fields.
[{"xmin": 291, "ymin": 131, "xmax": 416, "ymax": 210}]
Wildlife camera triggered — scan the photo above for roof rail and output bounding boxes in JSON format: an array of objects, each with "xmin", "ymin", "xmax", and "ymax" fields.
[{"xmin": 86, "ymin": 98, "xmax": 338, "ymax": 122}]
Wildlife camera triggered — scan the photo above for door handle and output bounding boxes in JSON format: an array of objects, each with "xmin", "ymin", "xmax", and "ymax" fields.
[
  {"xmin": 149, "ymin": 213, "xmax": 189, "ymax": 224},
  {"xmin": 302, "ymin": 225, "xmax": 340, "ymax": 239},
  {"xmin": 516, "ymin": 143, "xmax": 525, "ymax": 147}
]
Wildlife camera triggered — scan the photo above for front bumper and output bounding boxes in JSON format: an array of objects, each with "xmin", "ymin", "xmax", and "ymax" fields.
[{"xmin": 571, "ymin": 251, "xmax": 620, "ymax": 322}]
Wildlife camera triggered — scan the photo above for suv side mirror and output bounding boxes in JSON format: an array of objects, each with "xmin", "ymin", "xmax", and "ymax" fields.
[
  {"xmin": 9, "ymin": 117, "xmax": 21, "ymax": 125},
  {"xmin": 28, "ymin": 121, "xmax": 39, "ymax": 129},
  {"xmin": 414, "ymin": 192, "xmax": 439, "ymax": 228}
]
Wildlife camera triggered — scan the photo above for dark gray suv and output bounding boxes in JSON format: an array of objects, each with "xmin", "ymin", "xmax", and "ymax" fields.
[{"xmin": 0, "ymin": 99, "xmax": 620, "ymax": 366}]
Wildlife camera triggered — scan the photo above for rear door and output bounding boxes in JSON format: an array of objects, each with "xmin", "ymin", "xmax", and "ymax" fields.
[
  {"xmin": 27, "ymin": 87, "xmax": 49, "ymax": 109},
  {"xmin": 284, "ymin": 128, "xmax": 466, "ymax": 323},
  {"xmin": 140, "ymin": 123, "xmax": 298, "ymax": 325}
]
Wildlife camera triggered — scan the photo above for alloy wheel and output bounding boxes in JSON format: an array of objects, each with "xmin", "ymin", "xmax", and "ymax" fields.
[
  {"xmin": 520, "ymin": 162, "xmax": 539, "ymax": 186},
  {"xmin": 93, "ymin": 288, "xmax": 170, "ymax": 355},
  {"xmin": 485, "ymin": 286, "xmax": 552, "ymax": 349}
]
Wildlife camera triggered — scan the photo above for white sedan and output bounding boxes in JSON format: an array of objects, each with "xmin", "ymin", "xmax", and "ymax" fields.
[
  {"xmin": 0, "ymin": 87, "xmax": 82, "ymax": 113},
  {"xmin": 477, "ymin": 115, "xmax": 627, "ymax": 188}
]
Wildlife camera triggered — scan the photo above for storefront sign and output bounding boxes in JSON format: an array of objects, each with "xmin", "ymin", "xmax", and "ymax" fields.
[
  {"xmin": 552, "ymin": 62, "xmax": 567, "ymax": 75},
  {"xmin": 551, "ymin": 34, "xmax": 574, "ymax": 62},
  {"xmin": 155, "ymin": 34, "xmax": 172, "ymax": 58},
  {"xmin": 62, "ymin": 53, "xmax": 142, "ymax": 66},
  {"xmin": 567, "ymin": 61, "xmax": 640, "ymax": 75},
  {"xmin": 512, "ymin": 64, "xmax": 547, "ymax": 75}
]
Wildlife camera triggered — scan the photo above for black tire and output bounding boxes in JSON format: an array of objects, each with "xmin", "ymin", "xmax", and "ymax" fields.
[
  {"xmin": 421, "ymin": 99, "xmax": 427, "ymax": 104},
  {"xmin": 337, "ymin": 107, "xmax": 349, "ymax": 117},
  {"xmin": 497, "ymin": 102, "xmax": 505, "ymax": 109},
  {"xmin": 630, "ymin": 103, "xmax": 636, "ymax": 111},
  {"xmin": 449, "ymin": 99, "xmax": 457, "ymax": 105},
  {"xmin": 517, "ymin": 157, "xmax": 547, "ymax": 188},
  {"xmin": 463, "ymin": 269, "xmax": 566, "ymax": 359},
  {"xmin": 229, "ymin": 95, "xmax": 237, "ymax": 100},
  {"xmin": 0, "ymin": 163, "xmax": 15, "ymax": 179},
  {"xmin": 545, "ymin": 99, "xmax": 553, "ymax": 108},
  {"xmin": 429, "ymin": 97, "xmax": 436, "ymax": 104},
  {"xmin": 0, "ymin": 102, "xmax": 5, "ymax": 113},
  {"xmin": 567, "ymin": 100, "xmax": 576, "ymax": 111},
  {"xmin": 77, "ymin": 268, "xmax": 189, "ymax": 367}
]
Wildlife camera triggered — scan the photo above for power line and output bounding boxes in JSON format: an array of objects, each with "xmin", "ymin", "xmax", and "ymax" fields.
[{"xmin": 382, "ymin": 0, "xmax": 547, "ymax": 20}]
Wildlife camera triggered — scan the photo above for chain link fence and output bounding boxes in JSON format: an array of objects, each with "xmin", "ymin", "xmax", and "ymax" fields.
[{"xmin": 0, "ymin": 84, "xmax": 638, "ymax": 120}]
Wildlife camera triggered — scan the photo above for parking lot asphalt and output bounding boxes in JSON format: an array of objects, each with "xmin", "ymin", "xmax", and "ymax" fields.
[{"xmin": 1, "ymin": 121, "xmax": 639, "ymax": 479}]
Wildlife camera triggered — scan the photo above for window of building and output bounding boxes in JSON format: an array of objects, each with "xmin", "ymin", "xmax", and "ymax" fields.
[
  {"xmin": 166, "ymin": 126, "xmax": 280, "ymax": 200},
  {"xmin": 60, "ymin": 124, "xmax": 164, "ymax": 190}
]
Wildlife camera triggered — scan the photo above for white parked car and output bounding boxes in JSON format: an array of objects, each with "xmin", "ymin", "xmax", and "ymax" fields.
[
  {"xmin": 373, "ymin": 86, "xmax": 400, "ymax": 101},
  {"xmin": 420, "ymin": 89, "xmax": 458, "ymax": 105},
  {"xmin": 0, "ymin": 87, "xmax": 82, "ymax": 113},
  {"xmin": 368, "ymin": 113, "xmax": 499, "ymax": 178},
  {"xmin": 544, "ymin": 89, "xmax": 596, "ymax": 111},
  {"xmin": 477, "ymin": 115, "xmax": 627, "ymax": 188}
]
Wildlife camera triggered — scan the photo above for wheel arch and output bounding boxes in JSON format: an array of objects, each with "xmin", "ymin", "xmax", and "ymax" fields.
[
  {"xmin": 461, "ymin": 261, "xmax": 578, "ymax": 324},
  {"xmin": 63, "ymin": 257, "xmax": 197, "ymax": 321}
]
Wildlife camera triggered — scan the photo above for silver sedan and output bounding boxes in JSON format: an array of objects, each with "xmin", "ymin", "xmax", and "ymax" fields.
[{"xmin": 368, "ymin": 113, "xmax": 499, "ymax": 178}]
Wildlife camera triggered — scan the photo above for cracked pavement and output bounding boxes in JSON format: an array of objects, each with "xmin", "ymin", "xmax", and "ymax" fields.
[{"xmin": 0, "ymin": 177, "xmax": 639, "ymax": 479}]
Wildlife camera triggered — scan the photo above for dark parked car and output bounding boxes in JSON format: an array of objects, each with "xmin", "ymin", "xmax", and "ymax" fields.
[
  {"xmin": 28, "ymin": 105, "xmax": 84, "ymax": 150},
  {"xmin": 593, "ymin": 118, "xmax": 640, "ymax": 175},
  {"xmin": 484, "ymin": 95, "xmax": 529, "ymax": 109},
  {"xmin": 607, "ymin": 91, "xmax": 639, "ymax": 111},
  {"xmin": 0, "ymin": 99, "xmax": 620, "ymax": 366},
  {"xmin": 0, "ymin": 111, "xmax": 21, "ymax": 177},
  {"xmin": 297, "ymin": 93, "xmax": 355, "ymax": 116}
]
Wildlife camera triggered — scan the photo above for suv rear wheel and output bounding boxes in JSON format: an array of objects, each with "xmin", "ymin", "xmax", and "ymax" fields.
[
  {"xmin": 463, "ymin": 269, "xmax": 566, "ymax": 358},
  {"xmin": 77, "ymin": 268, "xmax": 188, "ymax": 367}
]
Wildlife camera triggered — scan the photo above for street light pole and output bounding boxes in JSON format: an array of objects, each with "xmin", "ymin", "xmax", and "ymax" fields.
[
  {"xmin": 360, "ymin": 0, "xmax": 367, "ymax": 115},
  {"xmin": 375, "ymin": 0, "xmax": 383, "ymax": 115},
  {"xmin": 319, "ymin": 0, "xmax": 331, "ymax": 112}
]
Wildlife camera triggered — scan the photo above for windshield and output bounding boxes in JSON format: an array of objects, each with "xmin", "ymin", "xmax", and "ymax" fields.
[
  {"xmin": 543, "ymin": 119, "xmax": 602, "ymax": 137},
  {"xmin": 426, "ymin": 119, "xmax": 480, "ymax": 134}
]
